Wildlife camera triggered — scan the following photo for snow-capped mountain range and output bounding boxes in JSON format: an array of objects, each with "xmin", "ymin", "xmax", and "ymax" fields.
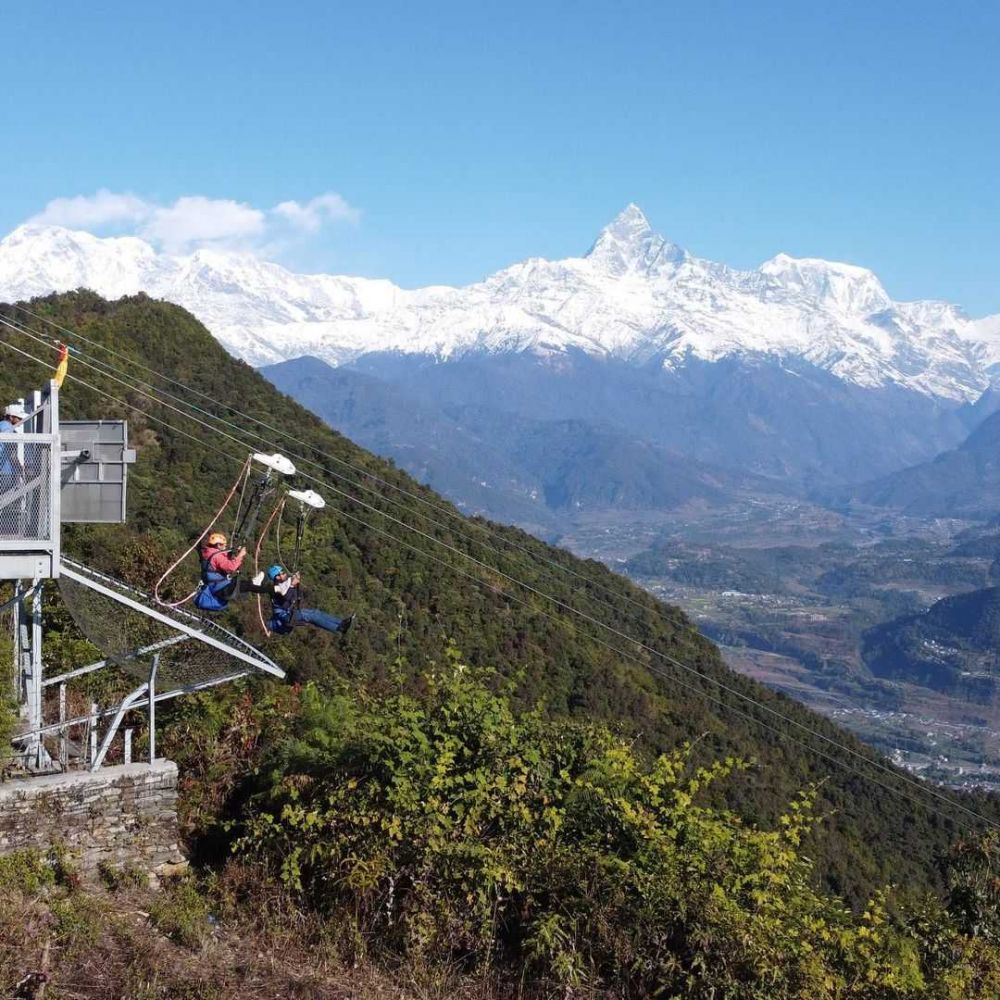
[{"xmin": 1, "ymin": 204, "xmax": 998, "ymax": 402}]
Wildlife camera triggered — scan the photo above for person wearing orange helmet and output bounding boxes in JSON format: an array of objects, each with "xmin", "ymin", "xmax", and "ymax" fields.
[{"xmin": 194, "ymin": 531, "xmax": 249, "ymax": 612}]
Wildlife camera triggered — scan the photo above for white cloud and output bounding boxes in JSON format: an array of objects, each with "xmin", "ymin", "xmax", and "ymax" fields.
[
  {"xmin": 273, "ymin": 193, "xmax": 360, "ymax": 232},
  {"xmin": 26, "ymin": 189, "xmax": 359, "ymax": 256},
  {"xmin": 142, "ymin": 196, "xmax": 266, "ymax": 253},
  {"xmin": 30, "ymin": 189, "xmax": 150, "ymax": 229}
]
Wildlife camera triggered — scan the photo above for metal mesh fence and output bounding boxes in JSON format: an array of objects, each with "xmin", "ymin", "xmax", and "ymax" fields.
[
  {"xmin": 0, "ymin": 440, "xmax": 52, "ymax": 540},
  {"xmin": 57, "ymin": 559, "xmax": 283, "ymax": 694}
]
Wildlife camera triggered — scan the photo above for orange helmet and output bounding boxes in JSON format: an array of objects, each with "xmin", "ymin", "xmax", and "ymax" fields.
[{"xmin": 207, "ymin": 532, "xmax": 227, "ymax": 547}]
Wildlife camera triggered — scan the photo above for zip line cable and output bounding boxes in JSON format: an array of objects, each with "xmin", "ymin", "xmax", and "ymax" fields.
[
  {"xmin": 7, "ymin": 307, "xmax": 520, "ymax": 521},
  {"xmin": 12, "ymin": 302, "xmax": 534, "ymax": 522},
  {"xmin": 326, "ymin": 497, "xmax": 999, "ymax": 836},
  {"xmin": 1, "ymin": 330, "xmax": 996, "ymax": 834},
  {"xmin": 9, "ymin": 333, "xmax": 997, "ymax": 833},
  {"xmin": 7, "ymin": 305, "xmax": 666, "ymax": 623},
  {"xmin": 12, "ymin": 337, "xmax": 1000, "ymax": 836},
  {"xmin": 3, "ymin": 310, "xmax": 714, "ymax": 665},
  {"xmin": 8, "ymin": 314, "xmax": 909, "ymax": 776}
]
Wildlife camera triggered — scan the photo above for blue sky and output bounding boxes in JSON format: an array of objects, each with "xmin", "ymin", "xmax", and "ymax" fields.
[{"xmin": 2, "ymin": 1, "xmax": 998, "ymax": 314}]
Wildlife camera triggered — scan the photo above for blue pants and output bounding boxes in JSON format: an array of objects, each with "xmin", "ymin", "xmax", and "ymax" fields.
[{"xmin": 293, "ymin": 607, "xmax": 343, "ymax": 633}]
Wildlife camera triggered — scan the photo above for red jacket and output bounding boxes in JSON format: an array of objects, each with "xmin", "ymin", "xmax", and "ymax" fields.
[{"xmin": 199, "ymin": 545, "xmax": 244, "ymax": 575}]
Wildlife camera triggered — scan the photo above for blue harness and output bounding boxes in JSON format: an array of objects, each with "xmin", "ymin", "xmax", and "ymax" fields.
[
  {"xmin": 269, "ymin": 605, "xmax": 295, "ymax": 634},
  {"xmin": 268, "ymin": 583, "xmax": 298, "ymax": 634},
  {"xmin": 194, "ymin": 550, "xmax": 233, "ymax": 612}
]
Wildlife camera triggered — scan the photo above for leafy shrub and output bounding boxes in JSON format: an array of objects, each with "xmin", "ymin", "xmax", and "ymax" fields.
[
  {"xmin": 0, "ymin": 848, "xmax": 57, "ymax": 893},
  {"xmin": 946, "ymin": 830, "xmax": 1000, "ymax": 943},
  {"xmin": 0, "ymin": 846, "xmax": 77, "ymax": 892},
  {"xmin": 236, "ymin": 652, "xmax": 997, "ymax": 996},
  {"xmin": 49, "ymin": 892, "xmax": 105, "ymax": 958}
]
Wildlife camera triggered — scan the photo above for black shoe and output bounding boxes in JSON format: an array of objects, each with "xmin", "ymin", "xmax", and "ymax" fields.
[{"xmin": 338, "ymin": 613, "xmax": 356, "ymax": 635}]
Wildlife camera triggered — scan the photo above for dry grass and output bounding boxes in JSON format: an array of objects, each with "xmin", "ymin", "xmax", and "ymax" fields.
[{"xmin": 0, "ymin": 872, "xmax": 520, "ymax": 1000}]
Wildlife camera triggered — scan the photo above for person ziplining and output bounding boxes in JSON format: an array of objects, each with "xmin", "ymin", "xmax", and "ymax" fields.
[
  {"xmin": 156, "ymin": 452, "xmax": 353, "ymax": 639},
  {"xmin": 261, "ymin": 564, "xmax": 355, "ymax": 636},
  {"xmin": 194, "ymin": 531, "xmax": 264, "ymax": 611},
  {"xmin": 195, "ymin": 539, "xmax": 355, "ymax": 636}
]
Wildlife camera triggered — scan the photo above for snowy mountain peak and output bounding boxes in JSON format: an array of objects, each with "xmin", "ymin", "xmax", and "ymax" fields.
[
  {"xmin": 1, "ymin": 212, "xmax": 999, "ymax": 403},
  {"xmin": 758, "ymin": 252, "xmax": 891, "ymax": 315},
  {"xmin": 0, "ymin": 225, "xmax": 160, "ymax": 269},
  {"xmin": 0, "ymin": 224, "xmax": 160, "ymax": 302},
  {"xmin": 587, "ymin": 204, "xmax": 686, "ymax": 277},
  {"xmin": 602, "ymin": 202, "xmax": 652, "ymax": 236},
  {"xmin": 5, "ymin": 223, "xmax": 116, "ymax": 249},
  {"xmin": 2, "ymin": 222, "xmax": 63, "ymax": 241}
]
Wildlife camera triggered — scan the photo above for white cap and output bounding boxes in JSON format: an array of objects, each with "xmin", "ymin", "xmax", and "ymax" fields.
[{"xmin": 4, "ymin": 403, "xmax": 27, "ymax": 420}]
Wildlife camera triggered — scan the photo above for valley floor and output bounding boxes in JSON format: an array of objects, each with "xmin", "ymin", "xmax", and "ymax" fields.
[
  {"xmin": 555, "ymin": 500, "xmax": 1000, "ymax": 790},
  {"xmin": 720, "ymin": 643, "xmax": 1000, "ymax": 789}
]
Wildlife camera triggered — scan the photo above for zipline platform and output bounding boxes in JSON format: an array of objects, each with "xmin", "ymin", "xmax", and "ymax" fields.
[
  {"xmin": 4, "ymin": 371, "xmax": 288, "ymax": 780},
  {"xmin": 11, "ymin": 558, "xmax": 284, "ymax": 775}
]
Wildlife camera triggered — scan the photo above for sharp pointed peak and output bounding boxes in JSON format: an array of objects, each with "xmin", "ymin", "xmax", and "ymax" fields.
[
  {"xmin": 587, "ymin": 203, "xmax": 685, "ymax": 275},
  {"xmin": 612, "ymin": 202, "xmax": 651, "ymax": 226},
  {"xmin": 594, "ymin": 203, "xmax": 655, "ymax": 242}
]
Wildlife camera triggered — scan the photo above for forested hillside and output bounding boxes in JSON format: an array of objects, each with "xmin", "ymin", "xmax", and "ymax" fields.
[
  {"xmin": 2, "ymin": 292, "xmax": 1000, "ymax": 994},
  {"xmin": 864, "ymin": 586, "xmax": 1000, "ymax": 702}
]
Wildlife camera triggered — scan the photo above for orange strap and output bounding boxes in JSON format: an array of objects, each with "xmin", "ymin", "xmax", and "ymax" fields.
[{"xmin": 153, "ymin": 455, "xmax": 252, "ymax": 608}]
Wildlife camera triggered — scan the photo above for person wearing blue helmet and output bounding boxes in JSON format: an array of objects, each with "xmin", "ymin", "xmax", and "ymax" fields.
[{"xmin": 264, "ymin": 564, "xmax": 355, "ymax": 636}]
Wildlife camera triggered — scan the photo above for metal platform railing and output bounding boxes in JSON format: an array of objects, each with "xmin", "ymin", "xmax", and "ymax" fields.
[{"xmin": 0, "ymin": 385, "xmax": 60, "ymax": 580}]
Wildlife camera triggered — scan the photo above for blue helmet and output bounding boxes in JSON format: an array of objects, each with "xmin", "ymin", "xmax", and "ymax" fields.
[{"xmin": 267, "ymin": 564, "xmax": 286, "ymax": 581}]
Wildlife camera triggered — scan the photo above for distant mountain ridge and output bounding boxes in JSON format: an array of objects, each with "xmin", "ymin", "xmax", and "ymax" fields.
[
  {"xmin": 7, "ymin": 206, "xmax": 1000, "ymax": 504},
  {"xmin": 264, "ymin": 355, "xmax": 789, "ymax": 529},
  {"xmin": 845, "ymin": 405, "xmax": 1000, "ymax": 518},
  {"xmin": 266, "ymin": 348, "xmax": 969, "ymax": 500},
  {"xmin": 863, "ymin": 585, "xmax": 1000, "ymax": 704},
  {"xmin": 2, "ymin": 205, "xmax": 999, "ymax": 401}
]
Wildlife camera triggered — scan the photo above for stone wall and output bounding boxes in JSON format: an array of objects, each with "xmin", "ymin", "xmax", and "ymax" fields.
[{"xmin": 0, "ymin": 759, "xmax": 182, "ymax": 875}]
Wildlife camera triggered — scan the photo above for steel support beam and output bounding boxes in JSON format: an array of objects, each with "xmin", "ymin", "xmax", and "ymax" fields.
[
  {"xmin": 13, "ymin": 667, "xmax": 252, "ymax": 743},
  {"xmin": 148, "ymin": 654, "xmax": 158, "ymax": 765},
  {"xmin": 43, "ymin": 633, "xmax": 190, "ymax": 687},
  {"xmin": 91, "ymin": 682, "xmax": 149, "ymax": 771},
  {"xmin": 59, "ymin": 563, "xmax": 284, "ymax": 678}
]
